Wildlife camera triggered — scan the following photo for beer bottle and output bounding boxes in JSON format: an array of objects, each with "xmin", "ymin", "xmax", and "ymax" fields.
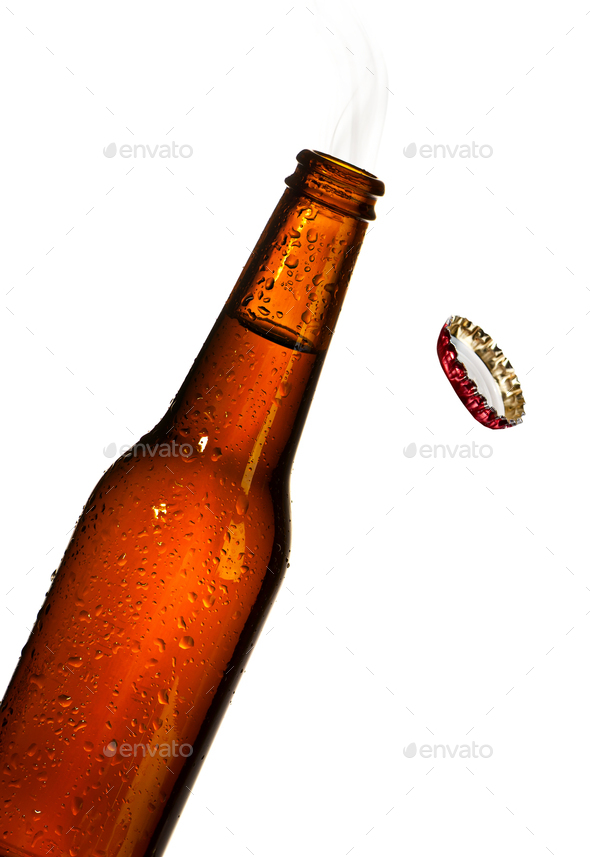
[{"xmin": 0, "ymin": 150, "xmax": 384, "ymax": 857}]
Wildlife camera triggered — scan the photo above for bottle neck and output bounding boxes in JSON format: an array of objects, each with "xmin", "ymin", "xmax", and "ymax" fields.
[
  {"xmin": 162, "ymin": 151, "xmax": 384, "ymax": 489},
  {"xmin": 226, "ymin": 149, "xmax": 385, "ymax": 353}
]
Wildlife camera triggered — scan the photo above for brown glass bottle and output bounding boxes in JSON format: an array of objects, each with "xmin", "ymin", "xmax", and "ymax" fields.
[{"xmin": 0, "ymin": 150, "xmax": 384, "ymax": 857}]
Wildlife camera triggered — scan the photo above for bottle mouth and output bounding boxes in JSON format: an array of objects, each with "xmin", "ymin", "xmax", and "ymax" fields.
[
  {"xmin": 285, "ymin": 149, "xmax": 385, "ymax": 221},
  {"xmin": 312, "ymin": 150, "xmax": 380, "ymax": 179}
]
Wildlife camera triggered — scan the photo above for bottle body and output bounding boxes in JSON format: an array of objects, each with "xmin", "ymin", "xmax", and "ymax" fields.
[{"xmin": 0, "ymin": 151, "xmax": 384, "ymax": 857}]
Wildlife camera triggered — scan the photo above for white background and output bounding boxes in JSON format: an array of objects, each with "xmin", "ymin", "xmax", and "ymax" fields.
[{"xmin": 1, "ymin": 1, "xmax": 590, "ymax": 854}]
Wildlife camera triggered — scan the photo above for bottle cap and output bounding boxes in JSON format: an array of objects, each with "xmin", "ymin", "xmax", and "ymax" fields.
[{"xmin": 437, "ymin": 315, "xmax": 526, "ymax": 430}]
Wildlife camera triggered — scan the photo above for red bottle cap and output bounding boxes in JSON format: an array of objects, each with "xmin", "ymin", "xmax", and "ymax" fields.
[{"xmin": 437, "ymin": 316, "xmax": 526, "ymax": 430}]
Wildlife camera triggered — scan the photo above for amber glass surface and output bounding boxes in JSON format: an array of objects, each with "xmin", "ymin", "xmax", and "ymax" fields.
[{"xmin": 0, "ymin": 151, "xmax": 384, "ymax": 857}]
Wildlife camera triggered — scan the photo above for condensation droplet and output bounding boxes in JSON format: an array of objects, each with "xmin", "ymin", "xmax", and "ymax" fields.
[
  {"xmin": 103, "ymin": 740, "xmax": 117, "ymax": 758},
  {"xmin": 236, "ymin": 495, "xmax": 249, "ymax": 516}
]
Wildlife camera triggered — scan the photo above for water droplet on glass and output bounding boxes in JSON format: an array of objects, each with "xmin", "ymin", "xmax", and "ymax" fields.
[
  {"xmin": 236, "ymin": 495, "xmax": 249, "ymax": 516},
  {"xmin": 71, "ymin": 797, "xmax": 83, "ymax": 816},
  {"xmin": 103, "ymin": 740, "xmax": 117, "ymax": 758}
]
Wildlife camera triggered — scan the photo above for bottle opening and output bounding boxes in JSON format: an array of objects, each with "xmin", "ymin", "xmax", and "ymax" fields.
[
  {"xmin": 287, "ymin": 149, "xmax": 385, "ymax": 213},
  {"xmin": 311, "ymin": 149, "xmax": 380, "ymax": 179}
]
